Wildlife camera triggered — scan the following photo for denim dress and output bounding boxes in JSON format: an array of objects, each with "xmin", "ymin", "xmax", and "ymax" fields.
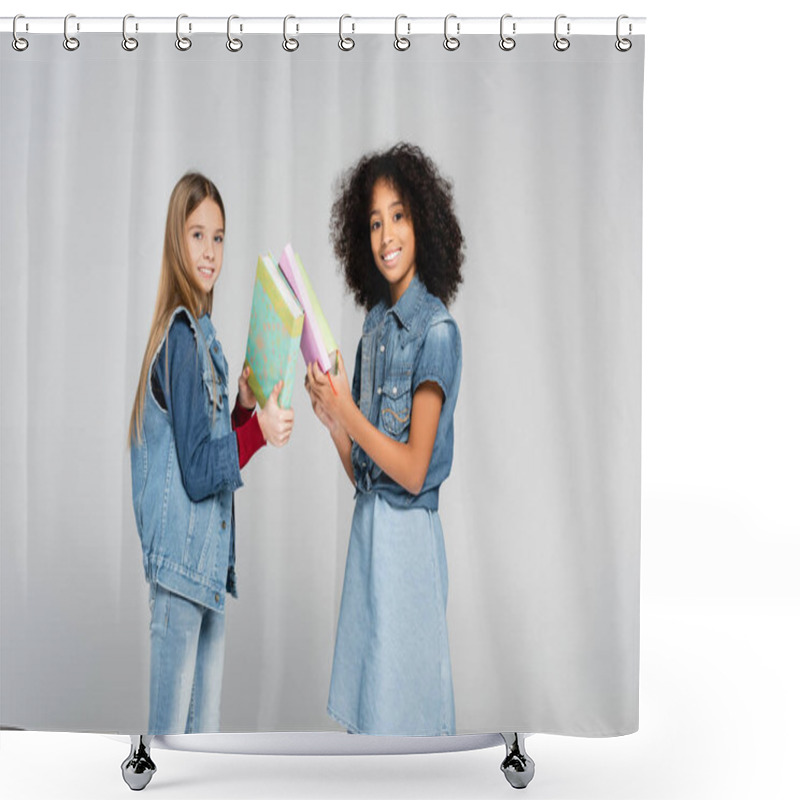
[{"xmin": 327, "ymin": 276, "xmax": 462, "ymax": 736}]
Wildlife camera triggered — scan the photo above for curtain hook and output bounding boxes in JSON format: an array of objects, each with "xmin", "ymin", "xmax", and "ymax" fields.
[
  {"xmin": 615, "ymin": 15, "xmax": 632, "ymax": 52},
  {"xmin": 394, "ymin": 15, "xmax": 410, "ymax": 51},
  {"xmin": 122, "ymin": 14, "xmax": 138, "ymax": 51},
  {"xmin": 226, "ymin": 15, "xmax": 243, "ymax": 52},
  {"xmin": 12, "ymin": 14, "xmax": 29, "ymax": 52},
  {"xmin": 175, "ymin": 14, "xmax": 192, "ymax": 51},
  {"xmin": 553, "ymin": 14, "xmax": 571, "ymax": 52},
  {"xmin": 499, "ymin": 14, "xmax": 516, "ymax": 51},
  {"xmin": 63, "ymin": 13, "xmax": 80, "ymax": 51},
  {"xmin": 443, "ymin": 14, "xmax": 460, "ymax": 51},
  {"xmin": 283, "ymin": 15, "xmax": 299, "ymax": 51},
  {"xmin": 338, "ymin": 14, "xmax": 355, "ymax": 51}
]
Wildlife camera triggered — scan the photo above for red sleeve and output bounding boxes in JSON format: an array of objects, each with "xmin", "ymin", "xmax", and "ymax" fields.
[
  {"xmin": 235, "ymin": 413, "xmax": 266, "ymax": 469},
  {"xmin": 231, "ymin": 395, "xmax": 256, "ymax": 429}
]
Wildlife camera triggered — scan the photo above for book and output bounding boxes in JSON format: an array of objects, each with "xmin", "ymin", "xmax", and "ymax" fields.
[
  {"xmin": 244, "ymin": 254, "xmax": 304, "ymax": 409},
  {"xmin": 277, "ymin": 243, "xmax": 338, "ymax": 374}
]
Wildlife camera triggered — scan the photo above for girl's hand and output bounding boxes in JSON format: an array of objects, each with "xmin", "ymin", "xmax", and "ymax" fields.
[
  {"xmin": 237, "ymin": 365, "xmax": 258, "ymax": 411},
  {"xmin": 256, "ymin": 381, "xmax": 294, "ymax": 447},
  {"xmin": 305, "ymin": 351, "xmax": 352, "ymax": 428},
  {"xmin": 304, "ymin": 366, "xmax": 338, "ymax": 434}
]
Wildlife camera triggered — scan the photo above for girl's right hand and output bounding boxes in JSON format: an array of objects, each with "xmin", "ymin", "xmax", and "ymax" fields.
[
  {"xmin": 304, "ymin": 364, "xmax": 339, "ymax": 435},
  {"xmin": 256, "ymin": 381, "xmax": 294, "ymax": 447},
  {"xmin": 237, "ymin": 365, "xmax": 258, "ymax": 411}
]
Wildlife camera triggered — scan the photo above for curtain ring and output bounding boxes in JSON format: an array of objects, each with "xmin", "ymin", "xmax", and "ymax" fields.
[
  {"xmin": 443, "ymin": 14, "xmax": 460, "ymax": 51},
  {"xmin": 175, "ymin": 14, "xmax": 192, "ymax": 51},
  {"xmin": 12, "ymin": 15, "xmax": 29, "ymax": 52},
  {"xmin": 615, "ymin": 15, "xmax": 632, "ymax": 52},
  {"xmin": 122, "ymin": 14, "xmax": 138, "ymax": 51},
  {"xmin": 553, "ymin": 14, "xmax": 570, "ymax": 51},
  {"xmin": 499, "ymin": 14, "xmax": 516, "ymax": 51},
  {"xmin": 283, "ymin": 15, "xmax": 299, "ymax": 52},
  {"xmin": 227, "ymin": 15, "xmax": 243, "ymax": 52},
  {"xmin": 394, "ymin": 15, "xmax": 410, "ymax": 51},
  {"xmin": 338, "ymin": 15, "xmax": 355, "ymax": 51},
  {"xmin": 63, "ymin": 13, "xmax": 80, "ymax": 51}
]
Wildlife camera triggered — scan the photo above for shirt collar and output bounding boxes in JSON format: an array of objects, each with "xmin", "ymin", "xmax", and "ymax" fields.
[
  {"xmin": 388, "ymin": 274, "xmax": 425, "ymax": 331},
  {"xmin": 197, "ymin": 312, "xmax": 216, "ymax": 343}
]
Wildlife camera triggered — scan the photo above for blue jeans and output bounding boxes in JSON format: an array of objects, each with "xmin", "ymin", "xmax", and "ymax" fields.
[{"xmin": 148, "ymin": 583, "xmax": 226, "ymax": 734}]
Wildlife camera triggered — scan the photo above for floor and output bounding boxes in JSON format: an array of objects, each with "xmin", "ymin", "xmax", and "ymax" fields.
[{"xmin": 2, "ymin": 598, "xmax": 797, "ymax": 800}]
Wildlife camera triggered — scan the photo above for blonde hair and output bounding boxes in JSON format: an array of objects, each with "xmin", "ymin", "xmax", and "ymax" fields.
[{"xmin": 128, "ymin": 173, "xmax": 225, "ymax": 446}]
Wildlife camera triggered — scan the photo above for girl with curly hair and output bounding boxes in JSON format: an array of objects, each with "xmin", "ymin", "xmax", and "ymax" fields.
[{"xmin": 305, "ymin": 143, "xmax": 465, "ymax": 735}]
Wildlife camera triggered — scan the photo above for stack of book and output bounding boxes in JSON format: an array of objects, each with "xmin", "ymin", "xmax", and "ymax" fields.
[{"xmin": 244, "ymin": 244, "xmax": 337, "ymax": 409}]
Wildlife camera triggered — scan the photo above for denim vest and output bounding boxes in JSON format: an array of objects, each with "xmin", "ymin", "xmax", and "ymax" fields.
[
  {"xmin": 351, "ymin": 275, "xmax": 462, "ymax": 510},
  {"xmin": 131, "ymin": 308, "xmax": 237, "ymax": 612}
]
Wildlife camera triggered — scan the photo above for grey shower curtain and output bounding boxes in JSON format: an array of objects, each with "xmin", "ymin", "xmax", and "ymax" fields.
[{"xmin": 1, "ymin": 31, "xmax": 643, "ymax": 735}]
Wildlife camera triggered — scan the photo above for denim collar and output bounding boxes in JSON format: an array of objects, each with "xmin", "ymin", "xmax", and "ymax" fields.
[
  {"xmin": 364, "ymin": 274, "xmax": 427, "ymax": 334},
  {"xmin": 197, "ymin": 312, "xmax": 216, "ymax": 343},
  {"xmin": 387, "ymin": 273, "xmax": 426, "ymax": 331}
]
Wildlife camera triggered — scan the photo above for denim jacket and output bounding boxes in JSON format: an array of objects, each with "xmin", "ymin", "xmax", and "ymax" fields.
[
  {"xmin": 131, "ymin": 308, "xmax": 242, "ymax": 612},
  {"xmin": 351, "ymin": 275, "xmax": 462, "ymax": 510}
]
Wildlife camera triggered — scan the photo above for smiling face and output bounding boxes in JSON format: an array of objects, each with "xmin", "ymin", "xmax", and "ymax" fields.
[
  {"xmin": 369, "ymin": 178, "xmax": 417, "ymax": 305},
  {"xmin": 185, "ymin": 197, "xmax": 225, "ymax": 295}
]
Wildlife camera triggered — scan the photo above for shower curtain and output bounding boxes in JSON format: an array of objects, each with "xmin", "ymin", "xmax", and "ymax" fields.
[{"xmin": 0, "ymin": 26, "xmax": 643, "ymax": 737}]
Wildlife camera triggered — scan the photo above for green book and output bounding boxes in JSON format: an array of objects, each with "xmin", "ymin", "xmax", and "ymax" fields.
[{"xmin": 244, "ymin": 254, "xmax": 304, "ymax": 409}]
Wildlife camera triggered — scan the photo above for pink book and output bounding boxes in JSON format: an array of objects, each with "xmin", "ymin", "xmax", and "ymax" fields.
[{"xmin": 277, "ymin": 243, "xmax": 334, "ymax": 373}]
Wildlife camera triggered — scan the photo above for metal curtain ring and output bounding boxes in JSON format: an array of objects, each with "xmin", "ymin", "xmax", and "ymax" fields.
[
  {"xmin": 227, "ymin": 15, "xmax": 243, "ymax": 51},
  {"xmin": 553, "ymin": 14, "xmax": 570, "ymax": 51},
  {"xmin": 63, "ymin": 13, "xmax": 80, "ymax": 51},
  {"xmin": 443, "ymin": 14, "xmax": 460, "ymax": 51},
  {"xmin": 499, "ymin": 14, "xmax": 515, "ymax": 51},
  {"xmin": 615, "ymin": 14, "xmax": 632, "ymax": 51},
  {"xmin": 394, "ymin": 15, "xmax": 410, "ymax": 51},
  {"xmin": 339, "ymin": 15, "xmax": 355, "ymax": 51},
  {"xmin": 283, "ymin": 15, "xmax": 299, "ymax": 51},
  {"xmin": 122, "ymin": 14, "xmax": 138, "ymax": 51},
  {"xmin": 175, "ymin": 14, "xmax": 192, "ymax": 50},
  {"xmin": 12, "ymin": 14, "xmax": 29, "ymax": 51}
]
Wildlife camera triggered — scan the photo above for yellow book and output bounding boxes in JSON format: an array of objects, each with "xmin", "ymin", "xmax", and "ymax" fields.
[{"xmin": 244, "ymin": 254, "xmax": 304, "ymax": 409}]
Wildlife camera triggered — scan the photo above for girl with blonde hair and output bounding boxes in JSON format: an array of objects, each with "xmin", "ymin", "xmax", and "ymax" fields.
[{"xmin": 129, "ymin": 172, "xmax": 293, "ymax": 733}]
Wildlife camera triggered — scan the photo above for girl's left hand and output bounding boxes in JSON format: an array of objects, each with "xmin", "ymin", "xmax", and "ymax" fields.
[
  {"xmin": 237, "ymin": 365, "xmax": 258, "ymax": 411},
  {"xmin": 306, "ymin": 351, "xmax": 351, "ymax": 426}
]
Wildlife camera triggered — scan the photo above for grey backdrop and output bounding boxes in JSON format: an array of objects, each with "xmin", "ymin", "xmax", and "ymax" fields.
[{"xmin": 0, "ymin": 33, "xmax": 643, "ymax": 735}]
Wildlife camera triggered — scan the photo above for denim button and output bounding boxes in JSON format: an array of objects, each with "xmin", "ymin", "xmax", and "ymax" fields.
[
  {"xmin": 380, "ymin": 345, "xmax": 385, "ymax": 353},
  {"xmin": 377, "ymin": 387, "xmax": 382, "ymax": 395},
  {"xmin": 221, "ymin": 520, "xmax": 227, "ymax": 530},
  {"xmin": 214, "ymin": 344, "xmax": 219, "ymax": 353},
  {"xmin": 392, "ymin": 387, "xmax": 397, "ymax": 395},
  {"xmin": 215, "ymin": 593, "xmax": 220, "ymax": 603}
]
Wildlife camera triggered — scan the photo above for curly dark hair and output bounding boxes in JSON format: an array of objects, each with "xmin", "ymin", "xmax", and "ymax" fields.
[{"xmin": 330, "ymin": 143, "xmax": 465, "ymax": 309}]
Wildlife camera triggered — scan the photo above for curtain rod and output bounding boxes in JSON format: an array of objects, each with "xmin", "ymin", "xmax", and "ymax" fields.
[{"xmin": 1, "ymin": 16, "xmax": 646, "ymax": 37}]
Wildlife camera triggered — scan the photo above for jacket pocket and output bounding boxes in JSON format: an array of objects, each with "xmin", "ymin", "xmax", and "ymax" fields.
[{"xmin": 379, "ymin": 377, "xmax": 412, "ymax": 439}]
